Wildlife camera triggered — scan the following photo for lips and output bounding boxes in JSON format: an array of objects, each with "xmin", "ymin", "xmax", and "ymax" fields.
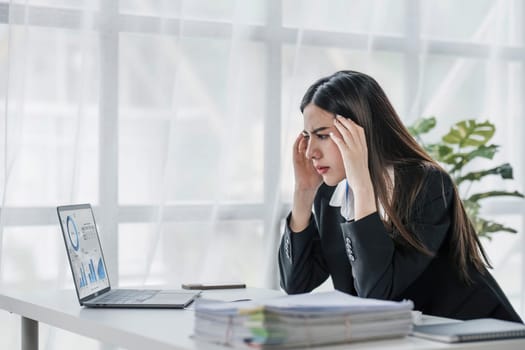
[{"xmin": 316, "ymin": 166, "xmax": 329, "ymax": 175}]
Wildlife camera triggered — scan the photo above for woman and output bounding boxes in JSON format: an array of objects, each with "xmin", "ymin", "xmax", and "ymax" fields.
[{"xmin": 278, "ymin": 70, "xmax": 521, "ymax": 322}]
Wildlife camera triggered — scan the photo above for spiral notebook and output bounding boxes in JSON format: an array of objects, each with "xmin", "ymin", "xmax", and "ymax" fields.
[{"xmin": 412, "ymin": 318, "xmax": 525, "ymax": 343}]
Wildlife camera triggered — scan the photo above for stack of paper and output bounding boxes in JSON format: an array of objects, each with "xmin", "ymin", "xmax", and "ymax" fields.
[{"xmin": 193, "ymin": 290, "xmax": 413, "ymax": 348}]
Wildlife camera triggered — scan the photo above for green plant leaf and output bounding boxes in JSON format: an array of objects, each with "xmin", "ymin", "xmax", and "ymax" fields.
[
  {"xmin": 408, "ymin": 116, "xmax": 523, "ymax": 240},
  {"xmin": 473, "ymin": 217, "xmax": 518, "ymax": 239},
  {"xmin": 456, "ymin": 163, "xmax": 513, "ymax": 185},
  {"xmin": 447, "ymin": 144, "xmax": 499, "ymax": 173},
  {"xmin": 408, "ymin": 117, "xmax": 436, "ymax": 137},
  {"xmin": 468, "ymin": 190, "xmax": 525, "ymax": 202},
  {"xmin": 442, "ymin": 120, "xmax": 495, "ymax": 148},
  {"xmin": 463, "ymin": 199, "xmax": 481, "ymax": 218},
  {"xmin": 425, "ymin": 144, "xmax": 454, "ymax": 162}
]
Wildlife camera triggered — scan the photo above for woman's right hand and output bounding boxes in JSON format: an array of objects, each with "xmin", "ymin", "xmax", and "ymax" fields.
[
  {"xmin": 290, "ymin": 133, "xmax": 322, "ymax": 232},
  {"xmin": 293, "ymin": 133, "xmax": 323, "ymax": 193}
]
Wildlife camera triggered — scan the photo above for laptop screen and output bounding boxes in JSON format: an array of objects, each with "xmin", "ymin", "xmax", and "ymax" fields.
[{"xmin": 58, "ymin": 204, "xmax": 110, "ymax": 300}]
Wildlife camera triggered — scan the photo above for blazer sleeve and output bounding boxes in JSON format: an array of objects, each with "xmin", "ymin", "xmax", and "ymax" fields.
[
  {"xmin": 341, "ymin": 169, "xmax": 454, "ymax": 299},
  {"xmin": 278, "ymin": 212, "xmax": 329, "ymax": 294}
]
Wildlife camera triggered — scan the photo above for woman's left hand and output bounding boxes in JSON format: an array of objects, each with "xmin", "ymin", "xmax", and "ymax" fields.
[
  {"xmin": 329, "ymin": 115, "xmax": 371, "ymax": 189},
  {"xmin": 330, "ymin": 115, "xmax": 376, "ymax": 219}
]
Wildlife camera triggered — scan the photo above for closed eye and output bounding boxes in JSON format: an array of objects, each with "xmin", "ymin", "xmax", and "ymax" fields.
[{"xmin": 316, "ymin": 134, "xmax": 329, "ymax": 140}]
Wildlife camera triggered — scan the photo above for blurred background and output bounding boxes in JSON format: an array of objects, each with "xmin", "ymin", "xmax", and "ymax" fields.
[{"xmin": 0, "ymin": 0, "xmax": 524, "ymax": 348}]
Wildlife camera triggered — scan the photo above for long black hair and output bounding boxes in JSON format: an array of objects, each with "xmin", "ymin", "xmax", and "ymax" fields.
[{"xmin": 301, "ymin": 70, "xmax": 490, "ymax": 283}]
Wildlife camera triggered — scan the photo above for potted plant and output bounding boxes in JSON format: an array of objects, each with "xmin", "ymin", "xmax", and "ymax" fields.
[{"xmin": 408, "ymin": 117, "xmax": 524, "ymax": 239}]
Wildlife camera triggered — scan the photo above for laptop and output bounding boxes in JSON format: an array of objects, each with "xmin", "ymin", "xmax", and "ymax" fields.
[{"xmin": 57, "ymin": 203, "xmax": 200, "ymax": 308}]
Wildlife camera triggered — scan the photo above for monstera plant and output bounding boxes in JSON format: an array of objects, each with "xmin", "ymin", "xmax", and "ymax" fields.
[{"xmin": 408, "ymin": 117, "xmax": 524, "ymax": 240}]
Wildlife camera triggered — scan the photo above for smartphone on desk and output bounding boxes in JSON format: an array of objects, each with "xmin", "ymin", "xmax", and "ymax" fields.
[{"xmin": 181, "ymin": 283, "xmax": 246, "ymax": 290}]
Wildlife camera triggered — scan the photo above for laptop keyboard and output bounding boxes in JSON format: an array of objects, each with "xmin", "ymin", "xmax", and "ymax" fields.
[{"xmin": 94, "ymin": 289, "xmax": 159, "ymax": 304}]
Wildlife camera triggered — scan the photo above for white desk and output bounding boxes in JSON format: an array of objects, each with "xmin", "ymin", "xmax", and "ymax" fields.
[{"xmin": 1, "ymin": 288, "xmax": 525, "ymax": 350}]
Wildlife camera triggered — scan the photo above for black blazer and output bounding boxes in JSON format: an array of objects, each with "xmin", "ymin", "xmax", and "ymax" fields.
[{"xmin": 279, "ymin": 167, "xmax": 522, "ymax": 322}]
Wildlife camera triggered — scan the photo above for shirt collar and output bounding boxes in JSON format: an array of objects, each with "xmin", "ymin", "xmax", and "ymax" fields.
[{"xmin": 328, "ymin": 166, "xmax": 394, "ymax": 221}]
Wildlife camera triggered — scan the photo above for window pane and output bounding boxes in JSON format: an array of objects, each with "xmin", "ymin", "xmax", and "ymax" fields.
[
  {"xmin": 119, "ymin": 34, "xmax": 265, "ymax": 204},
  {"xmin": 419, "ymin": 55, "xmax": 486, "ymax": 125},
  {"xmin": 119, "ymin": 0, "xmax": 266, "ymax": 24},
  {"xmin": 283, "ymin": 0, "xmax": 404, "ymax": 35},
  {"xmin": 23, "ymin": 0, "xmax": 99, "ymax": 10},
  {"xmin": 118, "ymin": 221, "xmax": 265, "ymax": 287},
  {"xmin": 3, "ymin": 26, "xmax": 99, "ymax": 206},
  {"xmin": 1, "ymin": 226, "xmax": 66, "ymax": 288},
  {"xmin": 419, "ymin": 56, "xmax": 523, "ymax": 193},
  {"xmin": 420, "ymin": 0, "xmax": 524, "ymax": 46},
  {"xmin": 0, "ymin": 24, "xmax": 6, "ymax": 111}
]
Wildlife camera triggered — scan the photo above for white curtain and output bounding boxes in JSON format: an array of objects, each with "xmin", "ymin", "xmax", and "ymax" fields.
[{"xmin": 1, "ymin": 0, "xmax": 524, "ymax": 348}]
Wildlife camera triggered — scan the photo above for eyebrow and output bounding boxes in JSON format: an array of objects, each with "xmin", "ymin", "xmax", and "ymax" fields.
[{"xmin": 303, "ymin": 126, "xmax": 331, "ymax": 135}]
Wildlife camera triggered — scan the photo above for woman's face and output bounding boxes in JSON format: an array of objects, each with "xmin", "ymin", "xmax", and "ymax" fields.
[{"xmin": 302, "ymin": 103, "xmax": 346, "ymax": 186}]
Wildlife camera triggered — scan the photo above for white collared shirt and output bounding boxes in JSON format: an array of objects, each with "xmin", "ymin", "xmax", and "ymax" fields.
[
  {"xmin": 329, "ymin": 166, "xmax": 394, "ymax": 221},
  {"xmin": 329, "ymin": 179, "xmax": 355, "ymax": 221}
]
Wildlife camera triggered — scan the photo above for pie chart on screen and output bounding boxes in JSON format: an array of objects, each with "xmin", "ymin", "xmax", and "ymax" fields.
[{"xmin": 66, "ymin": 216, "xmax": 80, "ymax": 251}]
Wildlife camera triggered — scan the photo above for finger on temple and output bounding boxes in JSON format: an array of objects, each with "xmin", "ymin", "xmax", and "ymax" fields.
[
  {"xmin": 293, "ymin": 133, "xmax": 303, "ymax": 150},
  {"xmin": 334, "ymin": 118, "xmax": 356, "ymax": 145}
]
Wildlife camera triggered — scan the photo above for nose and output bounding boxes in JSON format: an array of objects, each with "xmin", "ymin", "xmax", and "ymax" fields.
[{"xmin": 305, "ymin": 138, "xmax": 319, "ymax": 160}]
